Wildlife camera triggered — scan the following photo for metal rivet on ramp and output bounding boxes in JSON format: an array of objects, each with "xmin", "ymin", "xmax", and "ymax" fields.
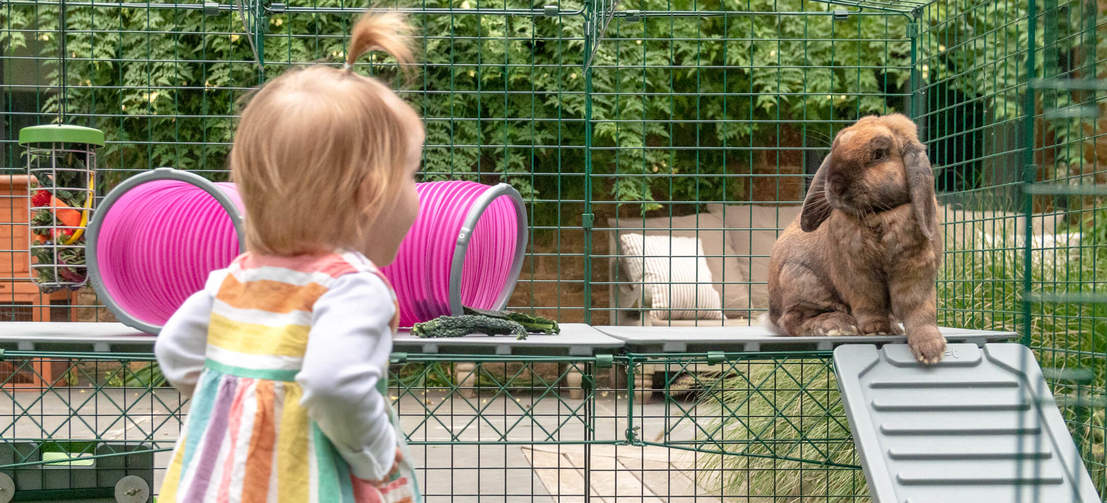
[
  {"xmin": 114, "ymin": 475, "xmax": 150, "ymax": 503},
  {"xmin": 0, "ymin": 473, "xmax": 13, "ymax": 503}
]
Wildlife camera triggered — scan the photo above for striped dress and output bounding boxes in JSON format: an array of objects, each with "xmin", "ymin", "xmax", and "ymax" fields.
[{"xmin": 157, "ymin": 251, "xmax": 421, "ymax": 503}]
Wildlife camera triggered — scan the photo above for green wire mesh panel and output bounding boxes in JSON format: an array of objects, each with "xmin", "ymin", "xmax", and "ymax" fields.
[
  {"xmin": 1024, "ymin": 0, "xmax": 1105, "ymax": 488},
  {"xmin": 920, "ymin": 0, "xmax": 1106, "ymax": 494},
  {"xmin": 1024, "ymin": 44, "xmax": 1106, "ymax": 503},
  {"xmin": 3, "ymin": 0, "xmax": 1107, "ymax": 500},
  {"xmin": 0, "ymin": 352, "xmax": 182, "ymax": 499},
  {"xmin": 921, "ymin": 0, "xmax": 1037, "ymax": 332},
  {"xmin": 0, "ymin": 352, "xmax": 625, "ymax": 501},
  {"xmin": 1, "ymin": 0, "xmax": 593, "ymax": 324},
  {"xmin": 594, "ymin": 1, "xmax": 911, "ymax": 326},
  {"xmin": 625, "ymin": 353, "xmax": 867, "ymax": 501},
  {"xmin": 390, "ymin": 355, "xmax": 625, "ymax": 501}
]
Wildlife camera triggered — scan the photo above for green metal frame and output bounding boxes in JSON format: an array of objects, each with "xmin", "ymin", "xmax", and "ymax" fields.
[
  {"xmin": 1, "ymin": 349, "xmax": 871, "ymax": 501},
  {"xmin": 2, "ymin": 0, "xmax": 1104, "ymax": 499}
]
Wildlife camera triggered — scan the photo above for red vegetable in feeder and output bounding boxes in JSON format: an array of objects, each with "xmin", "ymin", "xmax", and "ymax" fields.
[
  {"xmin": 31, "ymin": 191, "xmax": 83, "ymax": 242},
  {"xmin": 31, "ymin": 190, "xmax": 52, "ymax": 207}
]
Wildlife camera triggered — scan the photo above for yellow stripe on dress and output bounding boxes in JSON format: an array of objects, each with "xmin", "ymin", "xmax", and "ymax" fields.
[
  {"xmin": 277, "ymin": 384, "xmax": 311, "ymax": 503},
  {"xmin": 207, "ymin": 314, "xmax": 309, "ymax": 357},
  {"xmin": 158, "ymin": 433, "xmax": 187, "ymax": 502}
]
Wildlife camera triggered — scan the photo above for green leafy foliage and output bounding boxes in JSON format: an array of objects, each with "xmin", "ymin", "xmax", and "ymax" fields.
[
  {"xmin": 587, "ymin": 0, "xmax": 911, "ymax": 210},
  {"xmin": 8, "ymin": 0, "xmax": 902, "ymax": 219},
  {"xmin": 5, "ymin": 0, "xmax": 1098, "ymax": 219}
]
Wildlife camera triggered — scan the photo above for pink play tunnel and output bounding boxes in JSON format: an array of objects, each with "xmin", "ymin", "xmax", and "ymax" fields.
[{"xmin": 87, "ymin": 168, "xmax": 528, "ymax": 334}]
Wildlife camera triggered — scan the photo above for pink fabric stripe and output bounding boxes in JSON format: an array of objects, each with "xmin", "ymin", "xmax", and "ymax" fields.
[
  {"xmin": 215, "ymin": 377, "xmax": 253, "ymax": 503},
  {"xmin": 238, "ymin": 253, "xmax": 357, "ymax": 278}
]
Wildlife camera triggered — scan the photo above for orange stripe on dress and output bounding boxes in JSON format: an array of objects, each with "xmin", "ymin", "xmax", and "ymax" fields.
[
  {"xmin": 242, "ymin": 380, "xmax": 277, "ymax": 503},
  {"xmin": 216, "ymin": 274, "xmax": 328, "ymax": 314}
]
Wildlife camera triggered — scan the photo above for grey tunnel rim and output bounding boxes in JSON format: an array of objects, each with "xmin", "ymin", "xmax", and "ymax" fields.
[
  {"xmin": 448, "ymin": 183, "xmax": 528, "ymax": 317},
  {"xmin": 86, "ymin": 167, "xmax": 246, "ymax": 335}
]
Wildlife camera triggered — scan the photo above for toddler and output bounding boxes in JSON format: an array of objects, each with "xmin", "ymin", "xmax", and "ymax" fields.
[{"xmin": 154, "ymin": 11, "xmax": 423, "ymax": 502}]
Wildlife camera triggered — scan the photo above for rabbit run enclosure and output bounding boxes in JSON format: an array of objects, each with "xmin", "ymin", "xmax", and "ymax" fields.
[{"xmin": 2, "ymin": 0, "xmax": 1106, "ymax": 501}]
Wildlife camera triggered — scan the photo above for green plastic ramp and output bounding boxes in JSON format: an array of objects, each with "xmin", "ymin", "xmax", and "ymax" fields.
[{"xmin": 833, "ymin": 343, "xmax": 1100, "ymax": 503}]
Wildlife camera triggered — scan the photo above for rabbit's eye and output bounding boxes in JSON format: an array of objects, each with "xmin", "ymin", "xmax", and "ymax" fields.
[{"xmin": 872, "ymin": 149, "xmax": 886, "ymax": 161}]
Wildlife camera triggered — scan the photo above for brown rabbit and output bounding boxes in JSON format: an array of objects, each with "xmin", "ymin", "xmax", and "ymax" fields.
[{"xmin": 766, "ymin": 113, "xmax": 946, "ymax": 364}]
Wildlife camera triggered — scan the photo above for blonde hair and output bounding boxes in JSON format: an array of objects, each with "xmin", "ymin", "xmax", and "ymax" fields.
[{"xmin": 229, "ymin": 11, "xmax": 423, "ymax": 256}]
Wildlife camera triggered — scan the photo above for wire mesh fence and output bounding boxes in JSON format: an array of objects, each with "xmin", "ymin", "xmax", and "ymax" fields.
[
  {"xmin": 0, "ymin": 351, "xmax": 181, "ymax": 499},
  {"xmin": 592, "ymin": 3, "xmax": 914, "ymax": 327},
  {"xmin": 1, "ymin": 0, "xmax": 1105, "ymax": 500},
  {"xmin": 914, "ymin": 0, "xmax": 1106, "ymax": 491},
  {"xmin": 621, "ymin": 353, "xmax": 867, "ymax": 502},
  {"xmin": 1, "ymin": 349, "xmax": 878, "ymax": 502}
]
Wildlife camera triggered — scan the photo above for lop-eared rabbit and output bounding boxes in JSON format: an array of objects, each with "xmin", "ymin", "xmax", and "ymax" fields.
[{"xmin": 766, "ymin": 113, "xmax": 946, "ymax": 364}]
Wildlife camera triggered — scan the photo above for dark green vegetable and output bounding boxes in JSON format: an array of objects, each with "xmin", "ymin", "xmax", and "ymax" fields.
[
  {"xmin": 462, "ymin": 307, "xmax": 560, "ymax": 334},
  {"xmin": 412, "ymin": 315, "xmax": 529, "ymax": 340}
]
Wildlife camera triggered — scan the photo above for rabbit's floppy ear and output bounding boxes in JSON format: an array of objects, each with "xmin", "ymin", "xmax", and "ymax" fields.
[
  {"xmin": 903, "ymin": 142, "xmax": 937, "ymax": 240},
  {"xmin": 800, "ymin": 154, "xmax": 832, "ymax": 232}
]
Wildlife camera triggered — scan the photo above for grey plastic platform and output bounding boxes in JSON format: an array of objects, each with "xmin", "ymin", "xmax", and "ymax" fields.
[
  {"xmin": 834, "ymin": 343, "xmax": 1100, "ymax": 503},
  {"xmin": 595, "ymin": 325, "xmax": 1016, "ymax": 353},
  {"xmin": 0, "ymin": 322, "xmax": 624, "ymax": 357},
  {"xmin": 0, "ymin": 322, "xmax": 154, "ymax": 352},
  {"xmin": 392, "ymin": 323, "xmax": 623, "ymax": 356}
]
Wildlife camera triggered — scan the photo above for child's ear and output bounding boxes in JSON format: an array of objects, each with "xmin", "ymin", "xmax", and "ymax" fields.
[
  {"xmin": 354, "ymin": 178, "xmax": 372, "ymax": 208},
  {"xmin": 354, "ymin": 177, "xmax": 389, "ymax": 215}
]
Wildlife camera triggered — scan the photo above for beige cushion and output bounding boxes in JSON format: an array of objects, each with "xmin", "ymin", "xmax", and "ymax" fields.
[
  {"xmin": 617, "ymin": 233, "xmax": 724, "ymax": 321},
  {"xmin": 608, "ymin": 213, "xmax": 750, "ymax": 318},
  {"xmin": 706, "ymin": 204, "xmax": 801, "ymax": 309}
]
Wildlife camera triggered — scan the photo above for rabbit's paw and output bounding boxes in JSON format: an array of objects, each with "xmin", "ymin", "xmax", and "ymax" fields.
[
  {"xmin": 859, "ymin": 316, "xmax": 895, "ymax": 336},
  {"xmin": 908, "ymin": 326, "xmax": 946, "ymax": 365},
  {"xmin": 803, "ymin": 313, "xmax": 859, "ymax": 337}
]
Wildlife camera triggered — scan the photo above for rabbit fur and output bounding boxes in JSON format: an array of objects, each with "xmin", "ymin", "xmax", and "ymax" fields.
[{"xmin": 766, "ymin": 113, "xmax": 947, "ymax": 364}]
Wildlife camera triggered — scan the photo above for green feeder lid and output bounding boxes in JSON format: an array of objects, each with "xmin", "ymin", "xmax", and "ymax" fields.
[{"xmin": 19, "ymin": 124, "xmax": 105, "ymax": 147}]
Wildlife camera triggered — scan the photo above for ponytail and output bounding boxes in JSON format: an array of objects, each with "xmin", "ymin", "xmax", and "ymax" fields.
[{"xmin": 345, "ymin": 11, "xmax": 415, "ymax": 75}]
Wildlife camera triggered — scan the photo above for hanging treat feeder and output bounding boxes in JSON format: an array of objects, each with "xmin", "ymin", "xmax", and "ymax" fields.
[{"xmin": 18, "ymin": 124, "xmax": 103, "ymax": 292}]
